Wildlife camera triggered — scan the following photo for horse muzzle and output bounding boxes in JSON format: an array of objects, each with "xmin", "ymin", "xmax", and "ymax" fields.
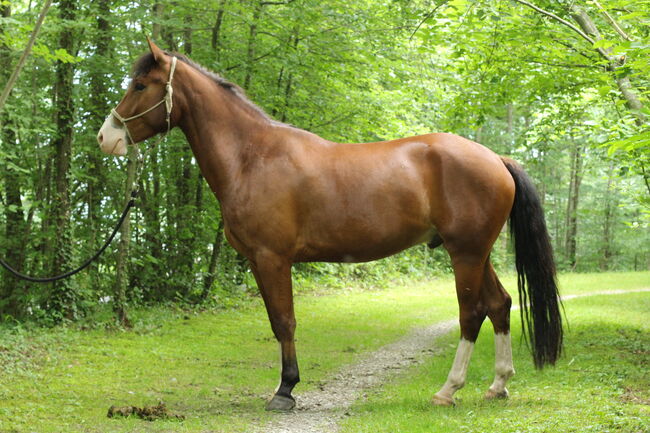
[{"xmin": 97, "ymin": 114, "xmax": 128, "ymax": 156}]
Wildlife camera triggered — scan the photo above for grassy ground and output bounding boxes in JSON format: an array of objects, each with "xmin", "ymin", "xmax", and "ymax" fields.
[
  {"xmin": 0, "ymin": 276, "xmax": 459, "ymax": 433},
  {"xmin": 339, "ymin": 292, "xmax": 650, "ymax": 433},
  {"xmin": 0, "ymin": 271, "xmax": 647, "ymax": 432}
]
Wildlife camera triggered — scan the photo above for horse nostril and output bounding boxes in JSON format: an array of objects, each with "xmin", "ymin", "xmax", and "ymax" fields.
[{"xmin": 97, "ymin": 132, "xmax": 103, "ymax": 145}]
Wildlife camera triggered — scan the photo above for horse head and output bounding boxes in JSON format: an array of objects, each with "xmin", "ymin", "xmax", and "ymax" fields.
[{"xmin": 97, "ymin": 38, "xmax": 178, "ymax": 156}]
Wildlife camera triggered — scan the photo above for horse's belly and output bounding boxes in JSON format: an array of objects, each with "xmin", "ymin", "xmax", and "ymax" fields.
[{"xmin": 294, "ymin": 224, "xmax": 437, "ymax": 263}]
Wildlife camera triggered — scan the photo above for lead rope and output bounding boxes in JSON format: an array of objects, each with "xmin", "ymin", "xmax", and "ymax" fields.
[{"xmin": 0, "ymin": 57, "xmax": 177, "ymax": 283}]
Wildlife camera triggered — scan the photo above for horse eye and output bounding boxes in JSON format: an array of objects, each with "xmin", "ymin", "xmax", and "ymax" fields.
[{"xmin": 134, "ymin": 83, "xmax": 146, "ymax": 91}]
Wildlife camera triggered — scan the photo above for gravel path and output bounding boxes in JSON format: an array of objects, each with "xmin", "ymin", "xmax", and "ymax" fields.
[{"xmin": 255, "ymin": 288, "xmax": 650, "ymax": 433}]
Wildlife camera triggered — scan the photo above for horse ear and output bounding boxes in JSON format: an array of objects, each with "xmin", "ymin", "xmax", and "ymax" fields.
[{"xmin": 146, "ymin": 36, "xmax": 167, "ymax": 64}]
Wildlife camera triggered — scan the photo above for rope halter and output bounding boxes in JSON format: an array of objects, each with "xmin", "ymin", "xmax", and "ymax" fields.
[
  {"xmin": 109, "ymin": 55, "xmax": 178, "ymax": 196},
  {"xmin": 111, "ymin": 55, "xmax": 178, "ymax": 147}
]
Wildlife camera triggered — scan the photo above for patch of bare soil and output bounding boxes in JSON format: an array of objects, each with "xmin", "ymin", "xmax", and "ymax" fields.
[
  {"xmin": 107, "ymin": 402, "xmax": 185, "ymax": 421},
  {"xmin": 621, "ymin": 387, "xmax": 650, "ymax": 406}
]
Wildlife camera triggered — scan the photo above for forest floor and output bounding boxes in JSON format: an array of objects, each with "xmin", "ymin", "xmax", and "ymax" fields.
[{"xmin": 0, "ymin": 271, "xmax": 648, "ymax": 433}]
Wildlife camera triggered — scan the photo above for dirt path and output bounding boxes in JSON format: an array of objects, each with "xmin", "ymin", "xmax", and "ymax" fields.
[{"xmin": 255, "ymin": 288, "xmax": 650, "ymax": 433}]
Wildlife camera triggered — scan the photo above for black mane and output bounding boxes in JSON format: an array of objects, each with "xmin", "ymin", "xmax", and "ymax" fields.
[{"xmin": 132, "ymin": 51, "xmax": 271, "ymax": 121}]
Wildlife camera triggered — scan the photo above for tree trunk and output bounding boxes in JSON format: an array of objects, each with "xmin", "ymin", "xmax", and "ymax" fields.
[
  {"xmin": 211, "ymin": 0, "xmax": 228, "ymax": 54},
  {"xmin": 564, "ymin": 139, "xmax": 584, "ymax": 269},
  {"xmin": 152, "ymin": 3, "xmax": 163, "ymax": 41},
  {"xmin": 243, "ymin": 1, "xmax": 263, "ymax": 90},
  {"xmin": 173, "ymin": 17, "xmax": 197, "ymax": 298},
  {"xmin": 600, "ymin": 162, "xmax": 617, "ymax": 270},
  {"xmin": 506, "ymin": 103, "xmax": 514, "ymax": 147},
  {"xmin": 113, "ymin": 149, "xmax": 135, "ymax": 327},
  {"xmin": 202, "ymin": 217, "xmax": 225, "ymax": 300},
  {"xmin": 162, "ymin": 2, "xmax": 177, "ymax": 51},
  {"xmin": 134, "ymin": 2, "xmax": 165, "ymax": 301},
  {"xmin": 87, "ymin": 0, "xmax": 111, "ymax": 290},
  {"xmin": 49, "ymin": 0, "xmax": 78, "ymax": 320},
  {"xmin": 0, "ymin": 3, "xmax": 26, "ymax": 317}
]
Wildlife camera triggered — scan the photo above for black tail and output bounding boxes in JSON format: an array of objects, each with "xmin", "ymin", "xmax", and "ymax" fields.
[{"xmin": 502, "ymin": 157, "xmax": 563, "ymax": 369}]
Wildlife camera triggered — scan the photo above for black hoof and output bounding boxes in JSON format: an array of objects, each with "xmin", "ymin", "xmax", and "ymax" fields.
[{"xmin": 265, "ymin": 394, "xmax": 296, "ymax": 411}]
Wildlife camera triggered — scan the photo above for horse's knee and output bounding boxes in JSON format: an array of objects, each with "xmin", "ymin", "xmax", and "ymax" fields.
[{"xmin": 271, "ymin": 315, "xmax": 296, "ymax": 342}]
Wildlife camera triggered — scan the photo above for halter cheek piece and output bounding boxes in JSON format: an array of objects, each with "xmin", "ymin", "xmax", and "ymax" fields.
[{"xmin": 111, "ymin": 55, "xmax": 178, "ymax": 147}]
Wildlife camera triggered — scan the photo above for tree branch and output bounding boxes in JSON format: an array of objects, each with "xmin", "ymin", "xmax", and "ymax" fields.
[
  {"xmin": 225, "ymin": 49, "xmax": 276, "ymax": 71},
  {"xmin": 410, "ymin": 1, "xmax": 450, "ymax": 41},
  {"xmin": 550, "ymin": 37, "xmax": 598, "ymax": 61},
  {"xmin": 524, "ymin": 59, "xmax": 596, "ymax": 69},
  {"xmin": 260, "ymin": 0, "xmax": 295, "ymax": 6},
  {"xmin": 593, "ymin": 0, "xmax": 633, "ymax": 41},
  {"xmin": 311, "ymin": 110, "xmax": 360, "ymax": 129},
  {"xmin": 511, "ymin": 0, "xmax": 596, "ymax": 45},
  {"xmin": 568, "ymin": 5, "xmax": 614, "ymax": 61},
  {"xmin": 0, "ymin": 0, "xmax": 53, "ymax": 114}
]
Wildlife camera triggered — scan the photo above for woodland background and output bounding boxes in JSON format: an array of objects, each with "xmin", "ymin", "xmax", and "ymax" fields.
[{"xmin": 0, "ymin": 0, "xmax": 648, "ymax": 324}]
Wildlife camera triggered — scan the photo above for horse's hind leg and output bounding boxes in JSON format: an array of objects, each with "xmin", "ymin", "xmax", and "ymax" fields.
[
  {"xmin": 432, "ymin": 252, "xmax": 488, "ymax": 406},
  {"xmin": 482, "ymin": 261, "xmax": 515, "ymax": 399},
  {"xmin": 249, "ymin": 252, "xmax": 300, "ymax": 411}
]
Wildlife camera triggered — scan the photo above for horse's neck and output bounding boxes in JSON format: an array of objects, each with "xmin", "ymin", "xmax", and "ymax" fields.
[{"xmin": 177, "ymin": 82, "xmax": 271, "ymax": 203}]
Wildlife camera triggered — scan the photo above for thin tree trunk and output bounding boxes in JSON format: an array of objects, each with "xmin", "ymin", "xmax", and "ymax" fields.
[
  {"xmin": 202, "ymin": 218, "xmax": 225, "ymax": 300},
  {"xmin": 271, "ymin": 66, "xmax": 284, "ymax": 118},
  {"xmin": 152, "ymin": 3, "xmax": 163, "ymax": 41},
  {"xmin": 280, "ymin": 71, "xmax": 293, "ymax": 123},
  {"xmin": 0, "ymin": 3, "xmax": 26, "ymax": 317},
  {"xmin": 243, "ymin": 1, "xmax": 263, "ymax": 90},
  {"xmin": 506, "ymin": 103, "xmax": 514, "ymax": 144},
  {"xmin": 136, "ymin": 2, "xmax": 165, "ymax": 300},
  {"xmin": 162, "ymin": 2, "xmax": 177, "ymax": 51},
  {"xmin": 173, "ymin": 17, "xmax": 197, "ymax": 297},
  {"xmin": 552, "ymin": 164, "xmax": 562, "ymax": 254},
  {"xmin": 0, "ymin": 129, "xmax": 25, "ymax": 317},
  {"xmin": 49, "ymin": 0, "xmax": 78, "ymax": 320},
  {"xmin": 113, "ymin": 149, "xmax": 135, "ymax": 327},
  {"xmin": 87, "ymin": 0, "xmax": 111, "ymax": 289},
  {"xmin": 600, "ymin": 162, "xmax": 617, "ymax": 270},
  {"xmin": 211, "ymin": 0, "xmax": 228, "ymax": 53},
  {"xmin": 564, "ymin": 139, "xmax": 584, "ymax": 269}
]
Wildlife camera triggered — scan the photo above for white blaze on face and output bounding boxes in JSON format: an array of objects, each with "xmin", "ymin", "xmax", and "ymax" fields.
[{"xmin": 97, "ymin": 114, "xmax": 128, "ymax": 156}]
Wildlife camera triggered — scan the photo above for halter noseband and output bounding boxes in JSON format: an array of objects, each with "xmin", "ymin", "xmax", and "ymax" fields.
[{"xmin": 111, "ymin": 55, "xmax": 178, "ymax": 146}]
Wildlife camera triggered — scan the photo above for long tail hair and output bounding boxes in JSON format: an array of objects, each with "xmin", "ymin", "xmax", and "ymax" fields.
[{"xmin": 502, "ymin": 157, "xmax": 563, "ymax": 368}]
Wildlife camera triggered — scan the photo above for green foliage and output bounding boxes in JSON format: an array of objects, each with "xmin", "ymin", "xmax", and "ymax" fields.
[{"xmin": 0, "ymin": 0, "xmax": 649, "ymax": 322}]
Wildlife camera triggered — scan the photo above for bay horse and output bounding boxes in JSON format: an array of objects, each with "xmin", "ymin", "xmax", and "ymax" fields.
[{"xmin": 98, "ymin": 38, "xmax": 562, "ymax": 410}]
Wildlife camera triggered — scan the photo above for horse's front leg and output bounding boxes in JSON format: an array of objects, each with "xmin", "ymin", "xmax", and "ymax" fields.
[{"xmin": 250, "ymin": 252, "xmax": 299, "ymax": 411}]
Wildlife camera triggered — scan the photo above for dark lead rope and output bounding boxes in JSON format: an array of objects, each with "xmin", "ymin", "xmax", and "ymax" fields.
[
  {"xmin": 0, "ymin": 54, "xmax": 174, "ymax": 283},
  {"xmin": 0, "ymin": 190, "xmax": 137, "ymax": 283}
]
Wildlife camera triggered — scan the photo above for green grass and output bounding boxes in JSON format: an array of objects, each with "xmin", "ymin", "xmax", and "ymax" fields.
[
  {"xmin": 339, "ymin": 291, "xmax": 650, "ymax": 433},
  {"xmin": 0, "ymin": 277, "xmax": 459, "ymax": 433},
  {"xmin": 0, "ymin": 271, "xmax": 647, "ymax": 432}
]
